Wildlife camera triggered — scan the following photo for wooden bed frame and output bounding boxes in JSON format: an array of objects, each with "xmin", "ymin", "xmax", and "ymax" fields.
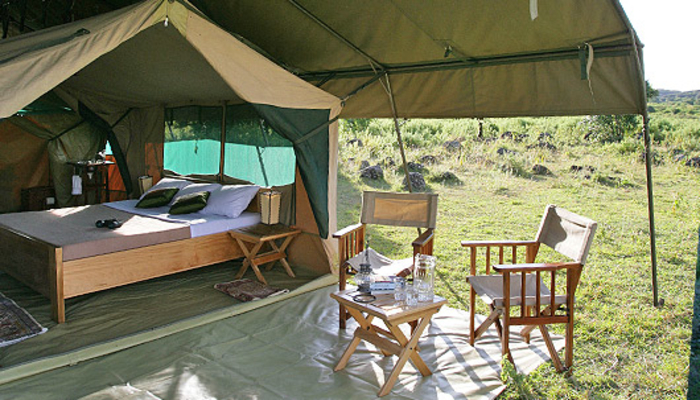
[{"xmin": 0, "ymin": 226, "xmax": 245, "ymax": 323}]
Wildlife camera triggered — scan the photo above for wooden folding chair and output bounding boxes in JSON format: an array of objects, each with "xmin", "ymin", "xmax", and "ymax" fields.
[
  {"xmin": 333, "ymin": 191, "xmax": 438, "ymax": 328},
  {"xmin": 462, "ymin": 205, "xmax": 597, "ymax": 371}
]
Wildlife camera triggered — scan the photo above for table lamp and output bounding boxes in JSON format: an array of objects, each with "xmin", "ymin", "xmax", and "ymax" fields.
[{"xmin": 259, "ymin": 190, "xmax": 281, "ymax": 225}]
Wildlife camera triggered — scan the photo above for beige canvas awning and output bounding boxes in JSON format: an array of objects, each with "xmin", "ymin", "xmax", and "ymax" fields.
[{"xmin": 189, "ymin": 0, "xmax": 647, "ymax": 118}]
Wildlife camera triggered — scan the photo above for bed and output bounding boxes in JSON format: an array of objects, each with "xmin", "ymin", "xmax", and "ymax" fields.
[{"xmin": 0, "ymin": 179, "xmax": 262, "ymax": 323}]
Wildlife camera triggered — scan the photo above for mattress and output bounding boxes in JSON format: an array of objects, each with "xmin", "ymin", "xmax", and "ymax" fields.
[
  {"xmin": 105, "ymin": 200, "xmax": 261, "ymax": 237},
  {"xmin": 0, "ymin": 203, "xmax": 260, "ymax": 262}
]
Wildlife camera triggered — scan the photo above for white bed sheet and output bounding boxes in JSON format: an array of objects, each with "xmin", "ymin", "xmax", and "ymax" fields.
[{"xmin": 105, "ymin": 200, "xmax": 261, "ymax": 237}]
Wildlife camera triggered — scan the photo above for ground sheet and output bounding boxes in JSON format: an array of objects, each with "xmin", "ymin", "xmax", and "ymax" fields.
[{"xmin": 0, "ymin": 283, "xmax": 562, "ymax": 399}]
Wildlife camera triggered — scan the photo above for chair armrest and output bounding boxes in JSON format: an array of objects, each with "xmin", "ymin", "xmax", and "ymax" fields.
[
  {"xmin": 461, "ymin": 240, "xmax": 538, "ymax": 248},
  {"xmin": 493, "ymin": 262, "xmax": 581, "ymax": 273},
  {"xmin": 412, "ymin": 228, "xmax": 434, "ymax": 248},
  {"xmin": 333, "ymin": 223, "xmax": 363, "ymax": 238}
]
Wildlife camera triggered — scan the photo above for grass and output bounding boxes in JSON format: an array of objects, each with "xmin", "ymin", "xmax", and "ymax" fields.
[{"xmin": 336, "ymin": 117, "xmax": 700, "ymax": 399}]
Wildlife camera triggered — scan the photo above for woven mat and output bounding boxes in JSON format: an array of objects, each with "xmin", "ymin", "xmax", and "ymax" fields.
[
  {"xmin": 0, "ymin": 293, "xmax": 46, "ymax": 348},
  {"xmin": 214, "ymin": 278, "xmax": 289, "ymax": 302}
]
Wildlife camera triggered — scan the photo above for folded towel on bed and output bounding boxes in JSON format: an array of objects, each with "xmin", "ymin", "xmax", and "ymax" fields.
[{"xmin": 214, "ymin": 279, "xmax": 289, "ymax": 302}]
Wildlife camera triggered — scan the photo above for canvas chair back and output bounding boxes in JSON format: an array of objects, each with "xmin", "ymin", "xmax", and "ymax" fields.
[
  {"xmin": 360, "ymin": 191, "xmax": 438, "ymax": 229},
  {"xmin": 534, "ymin": 205, "xmax": 598, "ymax": 264}
]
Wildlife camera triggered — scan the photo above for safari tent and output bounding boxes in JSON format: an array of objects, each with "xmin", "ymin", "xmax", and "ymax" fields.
[
  {"xmin": 0, "ymin": 0, "xmax": 655, "ymax": 397},
  {"xmin": 0, "ymin": 0, "xmax": 343, "ymax": 267}
]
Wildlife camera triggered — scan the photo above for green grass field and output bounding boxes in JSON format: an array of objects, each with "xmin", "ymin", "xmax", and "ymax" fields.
[{"xmin": 336, "ymin": 116, "xmax": 700, "ymax": 399}]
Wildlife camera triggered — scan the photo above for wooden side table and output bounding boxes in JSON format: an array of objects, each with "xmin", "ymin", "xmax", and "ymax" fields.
[
  {"xmin": 228, "ymin": 224, "xmax": 301, "ymax": 285},
  {"xmin": 331, "ymin": 290, "xmax": 447, "ymax": 397},
  {"xmin": 67, "ymin": 160, "xmax": 115, "ymax": 204}
]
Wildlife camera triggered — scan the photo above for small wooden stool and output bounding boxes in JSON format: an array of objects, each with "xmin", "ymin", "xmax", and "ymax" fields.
[
  {"xmin": 331, "ymin": 290, "xmax": 446, "ymax": 397},
  {"xmin": 228, "ymin": 224, "xmax": 301, "ymax": 285}
]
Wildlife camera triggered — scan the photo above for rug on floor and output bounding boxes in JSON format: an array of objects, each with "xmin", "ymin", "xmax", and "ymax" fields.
[{"xmin": 0, "ymin": 293, "xmax": 46, "ymax": 348}]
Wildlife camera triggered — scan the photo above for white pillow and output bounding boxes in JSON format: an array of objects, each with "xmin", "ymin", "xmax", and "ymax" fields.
[
  {"xmin": 171, "ymin": 183, "xmax": 222, "ymax": 205},
  {"xmin": 201, "ymin": 185, "xmax": 260, "ymax": 218},
  {"xmin": 139, "ymin": 177, "xmax": 191, "ymax": 200}
]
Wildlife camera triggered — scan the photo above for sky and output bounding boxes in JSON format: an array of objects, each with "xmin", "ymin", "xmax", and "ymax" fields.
[{"xmin": 619, "ymin": 0, "xmax": 700, "ymax": 92}]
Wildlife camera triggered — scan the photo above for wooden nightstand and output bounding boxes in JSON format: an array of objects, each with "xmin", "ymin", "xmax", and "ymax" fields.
[{"xmin": 228, "ymin": 224, "xmax": 301, "ymax": 285}]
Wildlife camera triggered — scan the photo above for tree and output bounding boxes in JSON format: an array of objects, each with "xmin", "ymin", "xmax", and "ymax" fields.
[{"xmin": 583, "ymin": 81, "xmax": 658, "ymax": 143}]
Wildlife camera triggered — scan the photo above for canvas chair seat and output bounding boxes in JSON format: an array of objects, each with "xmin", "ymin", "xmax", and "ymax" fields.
[
  {"xmin": 461, "ymin": 204, "xmax": 597, "ymax": 372},
  {"xmin": 345, "ymin": 248, "xmax": 413, "ymax": 277},
  {"xmin": 467, "ymin": 274, "xmax": 568, "ymax": 308}
]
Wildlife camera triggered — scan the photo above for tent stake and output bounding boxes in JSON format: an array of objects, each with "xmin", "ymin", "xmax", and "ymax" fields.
[{"xmin": 642, "ymin": 113, "xmax": 661, "ymax": 307}]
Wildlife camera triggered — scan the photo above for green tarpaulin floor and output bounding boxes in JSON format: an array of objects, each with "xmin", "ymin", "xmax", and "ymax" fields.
[
  {"xmin": 0, "ymin": 263, "xmax": 562, "ymax": 399},
  {"xmin": 0, "ymin": 260, "xmax": 330, "ymax": 382}
]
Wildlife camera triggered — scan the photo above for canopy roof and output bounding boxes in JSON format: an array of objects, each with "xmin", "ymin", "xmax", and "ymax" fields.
[
  {"xmin": 0, "ymin": 0, "xmax": 341, "ymax": 119},
  {"xmin": 182, "ymin": 0, "xmax": 648, "ymax": 118},
  {"xmin": 2, "ymin": 0, "xmax": 646, "ymax": 119}
]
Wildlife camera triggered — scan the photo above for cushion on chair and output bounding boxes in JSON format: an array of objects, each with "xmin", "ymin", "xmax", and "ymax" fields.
[
  {"xmin": 467, "ymin": 274, "xmax": 568, "ymax": 308},
  {"xmin": 346, "ymin": 248, "xmax": 414, "ymax": 277}
]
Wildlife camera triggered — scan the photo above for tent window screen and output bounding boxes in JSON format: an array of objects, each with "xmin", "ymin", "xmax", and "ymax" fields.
[
  {"xmin": 164, "ymin": 106, "xmax": 222, "ymax": 176},
  {"xmin": 164, "ymin": 105, "xmax": 295, "ymax": 186},
  {"xmin": 224, "ymin": 105, "xmax": 295, "ymax": 187}
]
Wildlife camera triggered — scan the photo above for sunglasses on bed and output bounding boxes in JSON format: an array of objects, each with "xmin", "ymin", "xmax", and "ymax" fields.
[{"xmin": 95, "ymin": 219, "xmax": 122, "ymax": 229}]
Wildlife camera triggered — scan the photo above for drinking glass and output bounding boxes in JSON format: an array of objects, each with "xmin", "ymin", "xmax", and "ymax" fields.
[
  {"xmin": 405, "ymin": 283, "xmax": 418, "ymax": 307},
  {"xmin": 393, "ymin": 276, "xmax": 407, "ymax": 303}
]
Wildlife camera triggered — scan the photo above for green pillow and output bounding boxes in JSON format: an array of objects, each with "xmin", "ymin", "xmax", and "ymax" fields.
[
  {"xmin": 136, "ymin": 188, "xmax": 180, "ymax": 208},
  {"xmin": 169, "ymin": 191, "xmax": 211, "ymax": 215}
]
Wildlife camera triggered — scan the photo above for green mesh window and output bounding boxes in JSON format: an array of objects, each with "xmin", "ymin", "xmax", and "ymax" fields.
[
  {"xmin": 164, "ymin": 105, "xmax": 295, "ymax": 186},
  {"xmin": 164, "ymin": 107, "xmax": 222, "ymax": 176},
  {"xmin": 224, "ymin": 105, "xmax": 295, "ymax": 187}
]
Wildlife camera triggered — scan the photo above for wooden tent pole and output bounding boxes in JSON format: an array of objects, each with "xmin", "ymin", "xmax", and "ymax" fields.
[
  {"xmin": 629, "ymin": 26, "xmax": 661, "ymax": 307},
  {"xmin": 219, "ymin": 102, "xmax": 226, "ymax": 182},
  {"xmin": 642, "ymin": 112, "xmax": 661, "ymax": 306},
  {"xmin": 384, "ymin": 74, "xmax": 413, "ymax": 194}
]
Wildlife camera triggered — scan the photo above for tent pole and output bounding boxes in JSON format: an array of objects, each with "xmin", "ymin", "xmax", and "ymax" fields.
[
  {"xmin": 384, "ymin": 74, "xmax": 412, "ymax": 194},
  {"xmin": 219, "ymin": 102, "xmax": 226, "ymax": 182},
  {"xmin": 287, "ymin": 0, "xmax": 384, "ymax": 70},
  {"xmin": 642, "ymin": 112, "xmax": 661, "ymax": 306}
]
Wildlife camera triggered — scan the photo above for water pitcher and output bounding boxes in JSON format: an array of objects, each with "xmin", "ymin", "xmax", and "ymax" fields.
[{"xmin": 414, "ymin": 254, "xmax": 436, "ymax": 302}]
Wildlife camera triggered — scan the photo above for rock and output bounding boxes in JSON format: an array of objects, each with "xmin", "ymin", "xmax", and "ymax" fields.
[
  {"xmin": 500, "ymin": 131, "xmax": 514, "ymax": 140},
  {"xmin": 686, "ymin": 157, "xmax": 700, "ymax": 168},
  {"xmin": 515, "ymin": 133, "xmax": 528, "ymax": 142},
  {"xmin": 639, "ymin": 151, "xmax": 663, "ymax": 166},
  {"xmin": 420, "ymin": 155, "xmax": 438, "ymax": 165},
  {"xmin": 360, "ymin": 160, "xmax": 370, "ymax": 170},
  {"xmin": 443, "ymin": 140, "xmax": 462, "ymax": 151},
  {"xmin": 570, "ymin": 165, "xmax": 595, "ymax": 173},
  {"xmin": 347, "ymin": 138, "xmax": 363, "ymax": 147},
  {"xmin": 497, "ymin": 147, "xmax": 516, "ymax": 156},
  {"xmin": 532, "ymin": 164, "xmax": 552, "ymax": 176},
  {"xmin": 527, "ymin": 141, "xmax": 557, "ymax": 151},
  {"xmin": 538, "ymin": 132, "xmax": 553, "ymax": 140},
  {"xmin": 403, "ymin": 172, "xmax": 426, "ymax": 191},
  {"xmin": 360, "ymin": 165, "xmax": 383, "ymax": 179},
  {"xmin": 431, "ymin": 171, "xmax": 460, "ymax": 184},
  {"xmin": 407, "ymin": 162, "xmax": 424, "ymax": 171}
]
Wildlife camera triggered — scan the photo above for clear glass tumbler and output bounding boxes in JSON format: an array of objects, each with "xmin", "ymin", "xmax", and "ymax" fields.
[
  {"xmin": 405, "ymin": 283, "xmax": 418, "ymax": 307},
  {"xmin": 393, "ymin": 276, "xmax": 407, "ymax": 303}
]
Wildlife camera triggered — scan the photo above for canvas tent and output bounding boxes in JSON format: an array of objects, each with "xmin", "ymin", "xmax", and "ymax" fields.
[
  {"xmin": 191, "ymin": 0, "xmax": 646, "ymax": 119},
  {"xmin": 0, "ymin": 1, "xmax": 659, "ymax": 299},
  {"xmin": 0, "ymin": 0, "xmax": 343, "ymax": 270}
]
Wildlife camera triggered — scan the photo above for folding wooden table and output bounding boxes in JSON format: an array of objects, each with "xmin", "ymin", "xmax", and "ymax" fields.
[
  {"xmin": 228, "ymin": 224, "xmax": 301, "ymax": 285},
  {"xmin": 331, "ymin": 290, "xmax": 446, "ymax": 397}
]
